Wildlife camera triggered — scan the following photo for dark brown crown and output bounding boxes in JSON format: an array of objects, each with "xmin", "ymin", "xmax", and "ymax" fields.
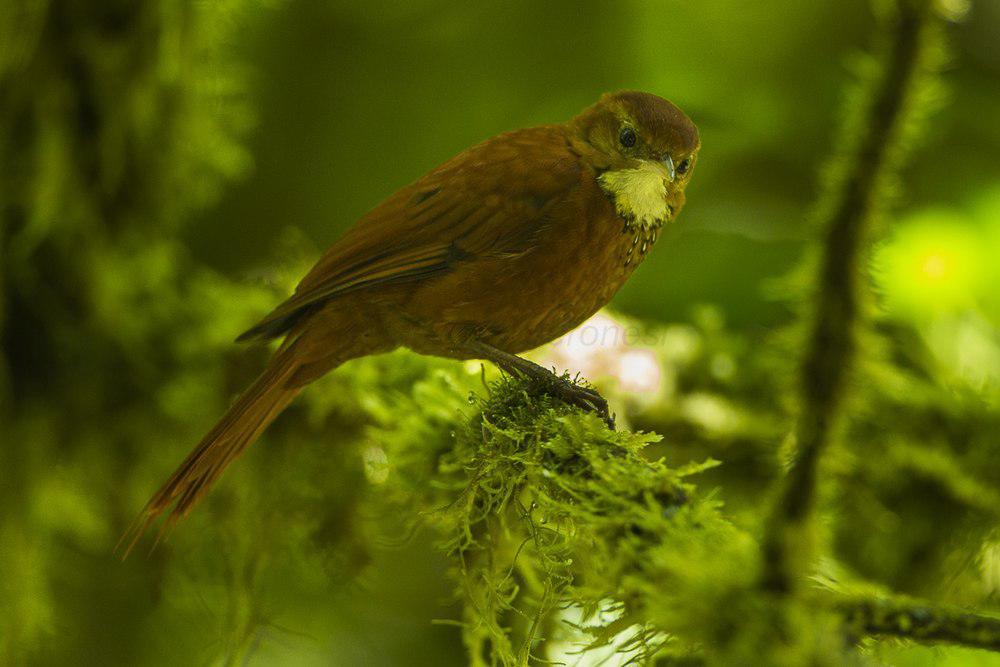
[{"xmin": 606, "ymin": 90, "xmax": 699, "ymax": 154}]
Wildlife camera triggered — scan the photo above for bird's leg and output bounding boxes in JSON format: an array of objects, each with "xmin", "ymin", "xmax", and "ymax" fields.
[{"xmin": 466, "ymin": 341, "xmax": 615, "ymax": 428}]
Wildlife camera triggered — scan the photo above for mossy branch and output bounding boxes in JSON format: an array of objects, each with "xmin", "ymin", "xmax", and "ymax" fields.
[
  {"xmin": 841, "ymin": 596, "xmax": 1000, "ymax": 652},
  {"xmin": 363, "ymin": 348, "xmax": 1000, "ymax": 664},
  {"xmin": 761, "ymin": 0, "xmax": 945, "ymax": 594},
  {"xmin": 371, "ymin": 371, "xmax": 745, "ymax": 664}
]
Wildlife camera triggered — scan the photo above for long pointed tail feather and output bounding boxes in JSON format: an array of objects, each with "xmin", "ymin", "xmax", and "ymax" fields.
[{"xmin": 119, "ymin": 347, "xmax": 302, "ymax": 557}]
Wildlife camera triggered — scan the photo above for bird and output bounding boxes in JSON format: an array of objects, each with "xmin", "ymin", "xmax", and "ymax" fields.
[{"xmin": 122, "ymin": 90, "xmax": 699, "ymax": 553}]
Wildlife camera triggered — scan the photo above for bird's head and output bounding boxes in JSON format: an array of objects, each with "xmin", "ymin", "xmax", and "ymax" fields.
[{"xmin": 570, "ymin": 91, "xmax": 700, "ymax": 229}]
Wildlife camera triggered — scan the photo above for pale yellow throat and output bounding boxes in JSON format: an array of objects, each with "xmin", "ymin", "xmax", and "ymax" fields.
[{"xmin": 597, "ymin": 161, "xmax": 672, "ymax": 229}]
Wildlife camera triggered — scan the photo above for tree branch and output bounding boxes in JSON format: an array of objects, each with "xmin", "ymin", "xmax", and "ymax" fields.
[
  {"xmin": 761, "ymin": 0, "xmax": 941, "ymax": 594},
  {"xmin": 842, "ymin": 597, "xmax": 1000, "ymax": 652}
]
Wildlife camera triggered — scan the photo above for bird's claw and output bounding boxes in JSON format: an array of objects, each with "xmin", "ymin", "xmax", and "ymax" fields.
[
  {"xmin": 531, "ymin": 373, "xmax": 615, "ymax": 429},
  {"xmin": 480, "ymin": 344, "xmax": 616, "ymax": 429},
  {"xmin": 557, "ymin": 378, "xmax": 615, "ymax": 429}
]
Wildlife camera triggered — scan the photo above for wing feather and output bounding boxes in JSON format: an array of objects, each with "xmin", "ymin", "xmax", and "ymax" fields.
[{"xmin": 237, "ymin": 125, "xmax": 581, "ymax": 342}]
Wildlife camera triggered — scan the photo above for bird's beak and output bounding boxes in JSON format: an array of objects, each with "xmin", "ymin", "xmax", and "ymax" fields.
[{"xmin": 662, "ymin": 154, "xmax": 676, "ymax": 182}]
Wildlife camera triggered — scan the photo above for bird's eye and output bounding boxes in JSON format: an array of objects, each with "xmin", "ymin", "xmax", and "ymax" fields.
[
  {"xmin": 676, "ymin": 157, "xmax": 691, "ymax": 175},
  {"xmin": 619, "ymin": 127, "xmax": 637, "ymax": 148}
]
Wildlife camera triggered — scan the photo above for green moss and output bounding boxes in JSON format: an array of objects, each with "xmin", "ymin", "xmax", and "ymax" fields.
[
  {"xmin": 3, "ymin": 1, "xmax": 999, "ymax": 665},
  {"xmin": 364, "ymin": 371, "xmax": 744, "ymax": 664}
]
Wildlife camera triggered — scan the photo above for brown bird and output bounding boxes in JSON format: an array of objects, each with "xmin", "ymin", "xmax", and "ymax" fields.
[{"xmin": 123, "ymin": 90, "xmax": 699, "ymax": 551}]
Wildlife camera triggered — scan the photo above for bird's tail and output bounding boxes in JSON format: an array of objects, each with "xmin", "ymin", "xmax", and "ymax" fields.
[{"xmin": 119, "ymin": 345, "xmax": 302, "ymax": 557}]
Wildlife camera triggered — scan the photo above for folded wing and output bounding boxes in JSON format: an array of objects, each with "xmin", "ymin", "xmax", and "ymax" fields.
[{"xmin": 237, "ymin": 126, "xmax": 582, "ymax": 343}]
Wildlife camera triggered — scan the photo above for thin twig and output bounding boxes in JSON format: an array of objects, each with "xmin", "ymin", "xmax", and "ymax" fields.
[
  {"xmin": 761, "ymin": 0, "xmax": 937, "ymax": 594},
  {"xmin": 841, "ymin": 597, "xmax": 1000, "ymax": 652}
]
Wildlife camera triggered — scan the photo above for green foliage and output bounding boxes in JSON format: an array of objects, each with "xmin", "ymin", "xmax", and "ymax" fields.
[
  {"xmin": 3, "ymin": 1, "xmax": 1000, "ymax": 666},
  {"xmin": 367, "ymin": 372, "xmax": 729, "ymax": 664},
  {"xmin": 0, "ymin": 0, "xmax": 259, "ymax": 661}
]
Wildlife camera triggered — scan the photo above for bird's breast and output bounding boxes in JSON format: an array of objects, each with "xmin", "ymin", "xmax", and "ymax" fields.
[
  {"xmin": 465, "ymin": 193, "xmax": 661, "ymax": 353},
  {"xmin": 392, "ymin": 165, "xmax": 669, "ymax": 356}
]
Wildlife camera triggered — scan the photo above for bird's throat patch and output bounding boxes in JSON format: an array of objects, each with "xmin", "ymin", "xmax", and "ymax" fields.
[{"xmin": 597, "ymin": 162, "xmax": 671, "ymax": 230}]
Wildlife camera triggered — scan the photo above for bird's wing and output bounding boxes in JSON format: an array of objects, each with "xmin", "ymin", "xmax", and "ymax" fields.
[{"xmin": 237, "ymin": 125, "xmax": 583, "ymax": 343}]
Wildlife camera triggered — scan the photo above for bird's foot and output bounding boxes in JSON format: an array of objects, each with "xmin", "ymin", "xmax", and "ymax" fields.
[
  {"xmin": 469, "ymin": 342, "xmax": 615, "ymax": 428},
  {"xmin": 538, "ymin": 373, "xmax": 615, "ymax": 429}
]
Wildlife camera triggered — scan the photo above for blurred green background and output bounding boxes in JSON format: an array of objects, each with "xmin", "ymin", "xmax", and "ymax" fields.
[{"xmin": 2, "ymin": 0, "xmax": 999, "ymax": 665}]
